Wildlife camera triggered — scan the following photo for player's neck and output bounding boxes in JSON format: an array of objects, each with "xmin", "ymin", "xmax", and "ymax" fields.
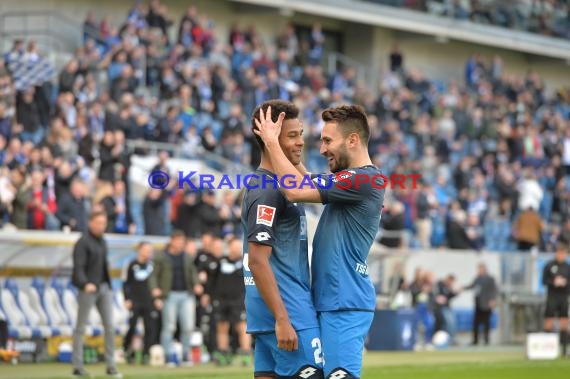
[
  {"xmin": 258, "ymin": 155, "xmax": 274, "ymax": 173},
  {"xmin": 349, "ymin": 150, "xmax": 373, "ymax": 169}
]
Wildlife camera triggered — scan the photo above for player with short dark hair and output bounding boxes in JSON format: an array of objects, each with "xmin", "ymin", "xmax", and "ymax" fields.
[
  {"xmin": 542, "ymin": 241, "xmax": 570, "ymax": 356},
  {"xmin": 242, "ymin": 99, "xmax": 323, "ymax": 379},
  {"xmin": 254, "ymin": 104, "xmax": 385, "ymax": 379}
]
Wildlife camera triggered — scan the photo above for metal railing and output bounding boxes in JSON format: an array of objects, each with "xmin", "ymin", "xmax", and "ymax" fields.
[{"xmin": 124, "ymin": 139, "xmax": 252, "ymax": 176}]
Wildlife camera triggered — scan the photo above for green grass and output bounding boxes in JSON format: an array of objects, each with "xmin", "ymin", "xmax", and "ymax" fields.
[{"xmin": 2, "ymin": 350, "xmax": 570, "ymax": 379}]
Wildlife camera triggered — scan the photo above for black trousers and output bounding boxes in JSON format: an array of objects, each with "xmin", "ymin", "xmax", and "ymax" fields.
[
  {"xmin": 0, "ymin": 319, "xmax": 7, "ymax": 348},
  {"xmin": 472, "ymin": 304, "xmax": 492, "ymax": 345},
  {"xmin": 123, "ymin": 306, "xmax": 160, "ymax": 355}
]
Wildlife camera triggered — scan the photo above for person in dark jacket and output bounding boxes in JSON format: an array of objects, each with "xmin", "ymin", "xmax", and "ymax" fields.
[
  {"xmin": 378, "ymin": 201, "xmax": 405, "ymax": 248},
  {"xmin": 195, "ymin": 190, "xmax": 222, "ymax": 236},
  {"xmin": 56, "ymin": 178, "xmax": 88, "ymax": 232},
  {"xmin": 71, "ymin": 211, "xmax": 122, "ymax": 378},
  {"xmin": 9, "ymin": 166, "xmax": 30, "ymax": 229},
  {"xmin": 447, "ymin": 209, "xmax": 472, "ymax": 250},
  {"xmin": 148, "ymin": 230, "xmax": 203, "ymax": 365},
  {"xmin": 434, "ymin": 274, "xmax": 459, "ymax": 341},
  {"xmin": 174, "ymin": 190, "xmax": 201, "ymax": 238},
  {"xmin": 97, "ymin": 131, "xmax": 118, "ymax": 184},
  {"xmin": 143, "ymin": 188, "xmax": 169, "ymax": 236},
  {"xmin": 121, "ymin": 241, "xmax": 160, "ymax": 364},
  {"xmin": 463, "ymin": 263, "xmax": 498, "ymax": 345}
]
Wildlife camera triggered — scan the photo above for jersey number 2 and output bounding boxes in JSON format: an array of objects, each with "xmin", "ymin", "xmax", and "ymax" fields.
[{"xmin": 311, "ymin": 337, "xmax": 324, "ymax": 365}]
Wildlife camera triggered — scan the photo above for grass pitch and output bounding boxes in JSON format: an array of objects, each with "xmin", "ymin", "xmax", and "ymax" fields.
[{"xmin": 1, "ymin": 348, "xmax": 569, "ymax": 379}]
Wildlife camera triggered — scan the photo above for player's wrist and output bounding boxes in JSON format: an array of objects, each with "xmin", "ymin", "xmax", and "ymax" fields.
[
  {"xmin": 264, "ymin": 138, "xmax": 279, "ymax": 149},
  {"xmin": 275, "ymin": 315, "xmax": 290, "ymax": 323}
]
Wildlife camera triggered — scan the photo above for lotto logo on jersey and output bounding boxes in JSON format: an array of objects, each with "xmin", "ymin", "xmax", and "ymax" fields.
[{"xmin": 256, "ymin": 205, "xmax": 276, "ymax": 226}]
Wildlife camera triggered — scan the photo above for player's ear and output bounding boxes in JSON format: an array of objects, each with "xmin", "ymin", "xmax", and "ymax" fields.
[{"xmin": 348, "ymin": 132, "xmax": 359, "ymax": 148}]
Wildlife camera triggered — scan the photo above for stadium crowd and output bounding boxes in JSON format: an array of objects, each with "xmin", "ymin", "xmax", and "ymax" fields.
[
  {"xmin": 0, "ymin": 0, "xmax": 568, "ymax": 255},
  {"xmin": 366, "ymin": 0, "xmax": 570, "ymax": 40}
]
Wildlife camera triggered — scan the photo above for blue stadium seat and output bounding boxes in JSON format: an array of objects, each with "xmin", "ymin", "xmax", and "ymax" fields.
[
  {"xmin": 3, "ymin": 279, "xmax": 53, "ymax": 338},
  {"xmin": 31, "ymin": 277, "xmax": 73, "ymax": 337}
]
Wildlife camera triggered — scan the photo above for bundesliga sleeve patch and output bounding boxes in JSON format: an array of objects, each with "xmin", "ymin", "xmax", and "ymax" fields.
[{"xmin": 256, "ymin": 205, "xmax": 276, "ymax": 226}]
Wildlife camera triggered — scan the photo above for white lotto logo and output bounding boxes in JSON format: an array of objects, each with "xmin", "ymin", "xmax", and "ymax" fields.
[
  {"xmin": 256, "ymin": 232, "xmax": 271, "ymax": 241},
  {"xmin": 329, "ymin": 370, "xmax": 348, "ymax": 379},
  {"xmin": 299, "ymin": 367, "xmax": 317, "ymax": 378}
]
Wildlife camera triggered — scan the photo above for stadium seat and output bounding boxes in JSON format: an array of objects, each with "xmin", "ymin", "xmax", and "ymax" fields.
[
  {"xmin": 3, "ymin": 279, "xmax": 52, "ymax": 338},
  {"xmin": 0, "ymin": 281, "xmax": 33, "ymax": 339},
  {"xmin": 30, "ymin": 277, "xmax": 73, "ymax": 337}
]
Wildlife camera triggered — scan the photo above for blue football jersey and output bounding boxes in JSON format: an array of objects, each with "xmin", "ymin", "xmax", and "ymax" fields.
[
  {"xmin": 312, "ymin": 165, "xmax": 385, "ymax": 312},
  {"xmin": 241, "ymin": 168, "xmax": 318, "ymax": 334}
]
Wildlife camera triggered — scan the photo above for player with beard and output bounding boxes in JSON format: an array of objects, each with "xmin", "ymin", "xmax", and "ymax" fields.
[
  {"xmin": 254, "ymin": 104, "xmax": 385, "ymax": 379},
  {"xmin": 242, "ymin": 100, "xmax": 323, "ymax": 379}
]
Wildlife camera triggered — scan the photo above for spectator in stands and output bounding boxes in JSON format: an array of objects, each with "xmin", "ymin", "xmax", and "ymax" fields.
[
  {"xmin": 517, "ymin": 168, "xmax": 544, "ymax": 212},
  {"xmin": 0, "ymin": 102, "xmax": 12, "ymax": 142},
  {"xmin": 143, "ymin": 188, "xmax": 169, "ymax": 236},
  {"xmin": 465, "ymin": 212, "xmax": 485, "ymax": 251},
  {"xmin": 513, "ymin": 207, "xmax": 544, "ymax": 252},
  {"xmin": 447, "ymin": 209, "xmax": 472, "ymax": 250},
  {"xmin": 219, "ymin": 191, "xmax": 242, "ymax": 239},
  {"xmin": 27, "ymin": 168, "xmax": 59, "ymax": 230},
  {"xmin": 9, "ymin": 166, "xmax": 30, "ymax": 229},
  {"xmin": 195, "ymin": 190, "xmax": 223, "ymax": 236},
  {"xmin": 56, "ymin": 178, "xmax": 88, "ymax": 233},
  {"xmin": 174, "ymin": 189, "xmax": 201, "ymax": 238},
  {"xmin": 113, "ymin": 180, "xmax": 135, "ymax": 234},
  {"xmin": 389, "ymin": 42, "xmax": 404, "ymax": 74},
  {"xmin": 16, "ymin": 88, "xmax": 43, "ymax": 145},
  {"xmin": 415, "ymin": 180, "xmax": 436, "ymax": 248},
  {"xmin": 71, "ymin": 211, "xmax": 122, "ymax": 378},
  {"xmin": 378, "ymin": 201, "xmax": 406, "ymax": 248},
  {"xmin": 122, "ymin": 241, "xmax": 159, "ymax": 365},
  {"xmin": 464, "ymin": 263, "xmax": 498, "ymax": 346},
  {"xmin": 149, "ymin": 230, "xmax": 202, "ymax": 366}
]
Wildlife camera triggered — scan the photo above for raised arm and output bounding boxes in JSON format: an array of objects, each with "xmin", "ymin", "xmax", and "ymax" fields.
[{"xmin": 254, "ymin": 106, "xmax": 322, "ymax": 203}]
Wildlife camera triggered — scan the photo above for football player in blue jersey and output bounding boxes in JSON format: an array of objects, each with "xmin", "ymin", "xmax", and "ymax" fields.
[
  {"xmin": 242, "ymin": 99, "xmax": 324, "ymax": 379},
  {"xmin": 254, "ymin": 104, "xmax": 385, "ymax": 379}
]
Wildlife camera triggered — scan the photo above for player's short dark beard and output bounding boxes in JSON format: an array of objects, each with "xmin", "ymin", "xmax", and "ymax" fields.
[{"xmin": 331, "ymin": 144, "xmax": 350, "ymax": 173}]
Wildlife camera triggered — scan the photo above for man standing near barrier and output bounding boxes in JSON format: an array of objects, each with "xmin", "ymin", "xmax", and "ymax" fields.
[
  {"xmin": 149, "ymin": 230, "xmax": 203, "ymax": 366},
  {"xmin": 463, "ymin": 263, "xmax": 498, "ymax": 346},
  {"xmin": 254, "ymin": 104, "xmax": 385, "ymax": 379},
  {"xmin": 71, "ymin": 211, "xmax": 122, "ymax": 378},
  {"xmin": 542, "ymin": 241, "xmax": 570, "ymax": 357}
]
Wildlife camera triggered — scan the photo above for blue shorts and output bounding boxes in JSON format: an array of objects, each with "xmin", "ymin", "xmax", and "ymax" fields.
[
  {"xmin": 319, "ymin": 311, "xmax": 374, "ymax": 378},
  {"xmin": 254, "ymin": 327, "xmax": 323, "ymax": 378}
]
